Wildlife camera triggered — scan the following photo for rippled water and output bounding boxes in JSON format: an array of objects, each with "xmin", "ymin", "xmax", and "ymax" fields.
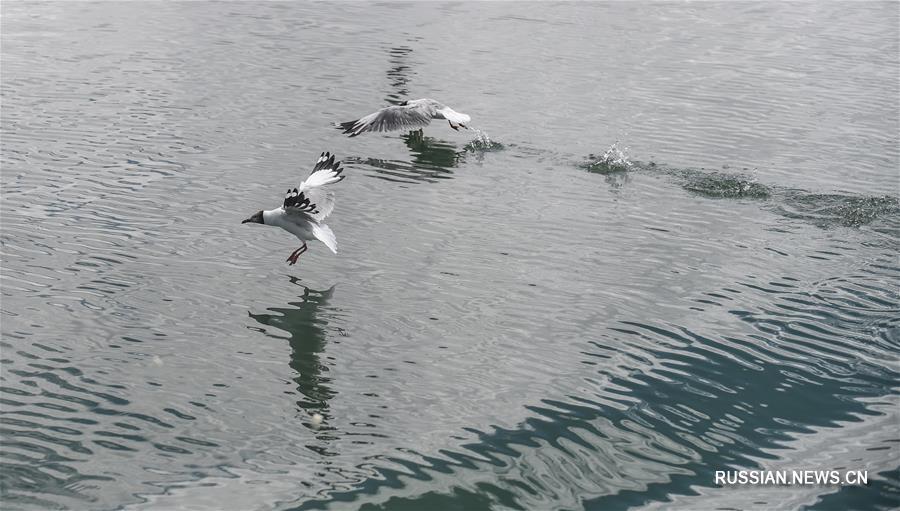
[{"xmin": 2, "ymin": 2, "xmax": 898, "ymax": 510}]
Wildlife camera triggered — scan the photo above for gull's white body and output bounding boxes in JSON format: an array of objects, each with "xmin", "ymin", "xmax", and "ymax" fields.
[{"xmin": 263, "ymin": 208, "xmax": 337, "ymax": 254}]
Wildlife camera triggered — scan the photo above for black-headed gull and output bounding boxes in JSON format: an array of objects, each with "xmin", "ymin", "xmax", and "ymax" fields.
[
  {"xmin": 339, "ymin": 98, "xmax": 471, "ymax": 137},
  {"xmin": 242, "ymin": 152, "xmax": 345, "ymax": 265}
]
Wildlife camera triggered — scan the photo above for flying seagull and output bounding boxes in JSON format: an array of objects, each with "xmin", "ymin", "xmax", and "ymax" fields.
[
  {"xmin": 339, "ymin": 99, "xmax": 471, "ymax": 137},
  {"xmin": 242, "ymin": 152, "xmax": 345, "ymax": 265}
]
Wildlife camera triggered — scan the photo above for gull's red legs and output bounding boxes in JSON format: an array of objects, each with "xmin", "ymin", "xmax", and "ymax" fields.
[{"xmin": 286, "ymin": 242, "xmax": 308, "ymax": 265}]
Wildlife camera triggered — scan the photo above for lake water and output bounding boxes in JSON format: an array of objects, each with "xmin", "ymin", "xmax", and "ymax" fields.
[{"xmin": 2, "ymin": 2, "xmax": 898, "ymax": 510}]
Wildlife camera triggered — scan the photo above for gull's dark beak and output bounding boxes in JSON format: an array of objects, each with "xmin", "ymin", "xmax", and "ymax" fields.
[{"xmin": 242, "ymin": 210, "xmax": 264, "ymax": 225}]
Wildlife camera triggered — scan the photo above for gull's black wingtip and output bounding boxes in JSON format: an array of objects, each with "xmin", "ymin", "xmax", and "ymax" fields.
[{"xmin": 339, "ymin": 120, "xmax": 360, "ymax": 137}]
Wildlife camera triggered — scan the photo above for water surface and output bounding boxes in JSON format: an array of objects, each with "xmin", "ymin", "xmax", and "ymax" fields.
[{"xmin": 2, "ymin": 2, "xmax": 898, "ymax": 510}]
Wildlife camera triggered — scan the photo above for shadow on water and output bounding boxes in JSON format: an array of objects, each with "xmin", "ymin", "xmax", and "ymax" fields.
[{"xmin": 247, "ymin": 277, "xmax": 339, "ymax": 418}]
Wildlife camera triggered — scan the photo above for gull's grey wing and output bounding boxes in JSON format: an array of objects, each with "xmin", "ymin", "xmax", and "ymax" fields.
[{"xmin": 339, "ymin": 104, "xmax": 433, "ymax": 137}]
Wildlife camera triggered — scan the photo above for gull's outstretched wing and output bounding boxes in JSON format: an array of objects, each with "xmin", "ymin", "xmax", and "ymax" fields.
[
  {"xmin": 339, "ymin": 104, "xmax": 433, "ymax": 137},
  {"xmin": 283, "ymin": 152, "xmax": 345, "ymax": 222},
  {"xmin": 301, "ymin": 152, "xmax": 345, "ymax": 191}
]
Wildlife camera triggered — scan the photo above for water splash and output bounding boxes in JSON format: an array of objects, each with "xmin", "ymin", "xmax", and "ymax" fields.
[
  {"xmin": 582, "ymin": 141, "xmax": 633, "ymax": 174},
  {"xmin": 678, "ymin": 169, "xmax": 770, "ymax": 199},
  {"xmin": 463, "ymin": 128, "xmax": 504, "ymax": 152},
  {"xmin": 774, "ymin": 193, "xmax": 900, "ymax": 228},
  {"xmin": 575, "ymin": 151, "xmax": 898, "ymax": 232}
]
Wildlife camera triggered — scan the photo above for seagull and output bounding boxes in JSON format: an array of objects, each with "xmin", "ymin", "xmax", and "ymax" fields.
[
  {"xmin": 242, "ymin": 152, "xmax": 345, "ymax": 265},
  {"xmin": 339, "ymin": 99, "xmax": 471, "ymax": 137}
]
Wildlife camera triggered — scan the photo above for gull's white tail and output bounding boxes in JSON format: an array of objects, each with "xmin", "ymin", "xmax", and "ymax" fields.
[
  {"xmin": 312, "ymin": 223, "xmax": 337, "ymax": 254},
  {"xmin": 301, "ymin": 152, "xmax": 345, "ymax": 191}
]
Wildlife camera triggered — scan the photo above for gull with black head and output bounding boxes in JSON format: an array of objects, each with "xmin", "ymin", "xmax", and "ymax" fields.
[
  {"xmin": 242, "ymin": 152, "xmax": 345, "ymax": 265},
  {"xmin": 339, "ymin": 98, "xmax": 471, "ymax": 137}
]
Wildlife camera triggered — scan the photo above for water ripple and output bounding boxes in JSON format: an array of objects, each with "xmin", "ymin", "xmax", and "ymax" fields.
[{"xmin": 3, "ymin": 1, "xmax": 898, "ymax": 510}]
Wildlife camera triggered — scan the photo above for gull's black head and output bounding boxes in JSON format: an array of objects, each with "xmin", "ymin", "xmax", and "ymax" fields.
[
  {"xmin": 242, "ymin": 210, "xmax": 264, "ymax": 225},
  {"xmin": 398, "ymin": 100, "xmax": 409, "ymax": 106}
]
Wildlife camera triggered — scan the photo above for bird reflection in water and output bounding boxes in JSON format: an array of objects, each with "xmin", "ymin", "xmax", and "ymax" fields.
[
  {"xmin": 385, "ymin": 45, "xmax": 414, "ymax": 105},
  {"xmin": 403, "ymin": 130, "xmax": 464, "ymax": 169},
  {"xmin": 346, "ymin": 132, "xmax": 464, "ymax": 184},
  {"xmin": 248, "ymin": 277, "xmax": 340, "ymax": 428}
]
